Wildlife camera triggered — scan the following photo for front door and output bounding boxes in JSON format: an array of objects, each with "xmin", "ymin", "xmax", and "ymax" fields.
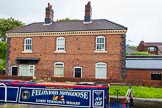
[
  {"xmin": 11, "ymin": 66, "xmax": 18, "ymax": 76},
  {"xmin": 74, "ymin": 67, "xmax": 82, "ymax": 78}
]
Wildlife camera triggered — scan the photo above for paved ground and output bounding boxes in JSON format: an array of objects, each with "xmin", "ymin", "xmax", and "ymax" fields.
[
  {"xmin": 110, "ymin": 95, "xmax": 162, "ymax": 102},
  {"xmin": 110, "ymin": 95, "xmax": 162, "ymax": 108}
]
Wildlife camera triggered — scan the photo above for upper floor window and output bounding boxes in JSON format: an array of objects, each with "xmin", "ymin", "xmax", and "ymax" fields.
[
  {"xmin": 24, "ymin": 38, "xmax": 32, "ymax": 52},
  {"xmin": 96, "ymin": 36, "xmax": 105, "ymax": 51},
  {"xmin": 56, "ymin": 37, "xmax": 65, "ymax": 51},
  {"xmin": 148, "ymin": 47, "xmax": 156, "ymax": 52}
]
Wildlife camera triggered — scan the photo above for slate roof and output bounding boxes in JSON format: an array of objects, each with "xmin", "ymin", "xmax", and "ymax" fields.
[
  {"xmin": 143, "ymin": 42, "xmax": 162, "ymax": 46},
  {"xmin": 7, "ymin": 19, "xmax": 127, "ymax": 33},
  {"xmin": 126, "ymin": 56, "xmax": 162, "ymax": 69}
]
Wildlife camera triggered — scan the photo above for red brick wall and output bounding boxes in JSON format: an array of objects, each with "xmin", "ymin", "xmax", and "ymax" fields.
[
  {"xmin": 0, "ymin": 75, "xmax": 32, "ymax": 80},
  {"xmin": 127, "ymin": 69, "xmax": 162, "ymax": 80},
  {"xmin": 8, "ymin": 34, "xmax": 123, "ymax": 79},
  {"xmin": 0, "ymin": 75, "xmax": 161, "ymax": 87}
]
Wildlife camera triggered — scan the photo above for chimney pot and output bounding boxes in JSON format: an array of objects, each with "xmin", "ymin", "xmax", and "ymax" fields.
[
  {"xmin": 45, "ymin": 3, "xmax": 54, "ymax": 24},
  {"xmin": 84, "ymin": 1, "xmax": 92, "ymax": 23},
  {"xmin": 48, "ymin": 3, "xmax": 50, "ymax": 7}
]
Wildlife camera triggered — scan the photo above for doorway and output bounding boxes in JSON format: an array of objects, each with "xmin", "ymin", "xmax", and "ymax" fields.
[
  {"xmin": 11, "ymin": 66, "xmax": 18, "ymax": 76},
  {"xmin": 74, "ymin": 67, "xmax": 82, "ymax": 78}
]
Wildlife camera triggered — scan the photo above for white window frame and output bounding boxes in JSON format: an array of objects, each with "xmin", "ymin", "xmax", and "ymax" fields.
[
  {"xmin": 96, "ymin": 36, "xmax": 105, "ymax": 51},
  {"xmin": 29, "ymin": 65, "xmax": 35, "ymax": 77},
  {"xmin": 54, "ymin": 62, "xmax": 64, "ymax": 77},
  {"xmin": 19, "ymin": 65, "xmax": 35, "ymax": 77},
  {"xmin": 24, "ymin": 38, "xmax": 32, "ymax": 52},
  {"xmin": 148, "ymin": 47, "xmax": 156, "ymax": 52},
  {"xmin": 56, "ymin": 37, "xmax": 65, "ymax": 51},
  {"xmin": 73, "ymin": 66, "xmax": 82, "ymax": 78},
  {"xmin": 95, "ymin": 62, "xmax": 107, "ymax": 79}
]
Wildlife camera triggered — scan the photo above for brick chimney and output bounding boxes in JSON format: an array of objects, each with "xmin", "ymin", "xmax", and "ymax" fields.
[
  {"xmin": 84, "ymin": 1, "xmax": 92, "ymax": 24},
  {"xmin": 45, "ymin": 3, "xmax": 54, "ymax": 24}
]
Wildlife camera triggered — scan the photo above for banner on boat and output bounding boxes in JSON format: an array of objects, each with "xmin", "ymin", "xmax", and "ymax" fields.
[{"xmin": 19, "ymin": 87, "xmax": 105, "ymax": 107}]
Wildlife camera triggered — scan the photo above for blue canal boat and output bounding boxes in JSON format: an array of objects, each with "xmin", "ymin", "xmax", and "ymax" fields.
[{"xmin": 0, "ymin": 80, "xmax": 109, "ymax": 108}]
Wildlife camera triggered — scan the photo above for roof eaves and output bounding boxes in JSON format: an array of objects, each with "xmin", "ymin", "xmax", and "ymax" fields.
[
  {"xmin": 126, "ymin": 68, "xmax": 162, "ymax": 70},
  {"xmin": 104, "ymin": 19, "xmax": 127, "ymax": 30},
  {"xmin": 6, "ymin": 22, "xmax": 42, "ymax": 33}
]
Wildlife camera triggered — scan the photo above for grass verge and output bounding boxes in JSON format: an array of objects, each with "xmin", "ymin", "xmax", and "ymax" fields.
[{"xmin": 110, "ymin": 85, "xmax": 162, "ymax": 98}]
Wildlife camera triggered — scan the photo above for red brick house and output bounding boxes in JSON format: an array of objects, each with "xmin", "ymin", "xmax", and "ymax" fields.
[
  {"xmin": 137, "ymin": 41, "xmax": 162, "ymax": 55},
  {"xmin": 6, "ymin": 2, "xmax": 127, "ymax": 80}
]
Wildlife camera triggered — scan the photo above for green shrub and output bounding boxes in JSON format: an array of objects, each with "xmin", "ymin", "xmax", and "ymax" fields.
[
  {"xmin": 0, "ymin": 59, "xmax": 5, "ymax": 70},
  {"xmin": 132, "ymin": 52, "xmax": 149, "ymax": 56},
  {"xmin": 0, "ymin": 42, "xmax": 6, "ymax": 60}
]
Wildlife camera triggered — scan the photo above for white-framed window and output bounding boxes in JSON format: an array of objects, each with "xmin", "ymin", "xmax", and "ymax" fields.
[
  {"xmin": 24, "ymin": 38, "xmax": 32, "ymax": 52},
  {"xmin": 148, "ymin": 47, "xmax": 156, "ymax": 52},
  {"xmin": 96, "ymin": 36, "xmax": 105, "ymax": 51},
  {"xmin": 54, "ymin": 62, "xmax": 64, "ymax": 77},
  {"xmin": 19, "ymin": 65, "xmax": 35, "ymax": 77},
  {"xmin": 73, "ymin": 66, "xmax": 82, "ymax": 78},
  {"xmin": 95, "ymin": 62, "xmax": 107, "ymax": 79},
  {"xmin": 56, "ymin": 37, "xmax": 65, "ymax": 51}
]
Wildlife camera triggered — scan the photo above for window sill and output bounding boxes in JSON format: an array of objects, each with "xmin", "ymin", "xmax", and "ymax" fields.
[
  {"xmin": 22, "ymin": 51, "xmax": 33, "ymax": 53},
  {"xmin": 94, "ymin": 51, "xmax": 107, "ymax": 53},
  {"xmin": 54, "ymin": 76, "xmax": 64, "ymax": 77},
  {"xmin": 54, "ymin": 51, "xmax": 66, "ymax": 53}
]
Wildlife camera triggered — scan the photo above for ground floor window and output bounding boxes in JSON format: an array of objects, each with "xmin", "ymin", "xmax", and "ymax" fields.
[
  {"xmin": 151, "ymin": 73, "xmax": 161, "ymax": 80},
  {"xmin": 95, "ymin": 62, "xmax": 107, "ymax": 79},
  {"xmin": 19, "ymin": 65, "xmax": 35, "ymax": 77},
  {"xmin": 54, "ymin": 62, "xmax": 64, "ymax": 77},
  {"xmin": 74, "ymin": 67, "xmax": 82, "ymax": 78}
]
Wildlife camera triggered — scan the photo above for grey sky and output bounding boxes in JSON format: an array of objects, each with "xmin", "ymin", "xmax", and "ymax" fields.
[{"xmin": 0, "ymin": 0, "xmax": 162, "ymax": 45}]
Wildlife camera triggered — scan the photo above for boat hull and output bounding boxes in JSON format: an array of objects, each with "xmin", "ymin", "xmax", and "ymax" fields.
[{"xmin": 0, "ymin": 80, "xmax": 109, "ymax": 108}]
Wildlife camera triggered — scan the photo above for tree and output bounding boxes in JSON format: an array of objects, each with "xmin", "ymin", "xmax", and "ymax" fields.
[
  {"xmin": 0, "ymin": 18, "xmax": 24, "ymax": 70},
  {"xmin": 0, "ymin": 42, "xmax": 6, "ymax": 60},
  {"xmin": 56, "ymin": 17, "xmax": 79, "ymax": 22},
  {"xmin": 0, "ymin": 17, "xmax": 24, "ymax": 39},
  {"xmin": 0, "ymin": 59, "xmax": 5, "ymax": 70},
  {"xmin": 0, "ymin": 42, "xmax": 6, "ymax": 70},
  {"xmin": 130, "ymin": 45, "xmax": 137, "ymax": 50}
]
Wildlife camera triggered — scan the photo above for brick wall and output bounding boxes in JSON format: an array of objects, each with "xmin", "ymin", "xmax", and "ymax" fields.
[
  {"xmin": 7, "ymin": 34, "xmax": 124, "ymax": 80},
  {"xmin": 126, "ymin": 69, "xmax": 162, "ymax": 80},
  {"xmin": 0, "ymin": 75, "xmax": 32, "ymax": 80},
  {"xmin": 0, "ymin": 75, "xmax": 161, "ymax": 87}
]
